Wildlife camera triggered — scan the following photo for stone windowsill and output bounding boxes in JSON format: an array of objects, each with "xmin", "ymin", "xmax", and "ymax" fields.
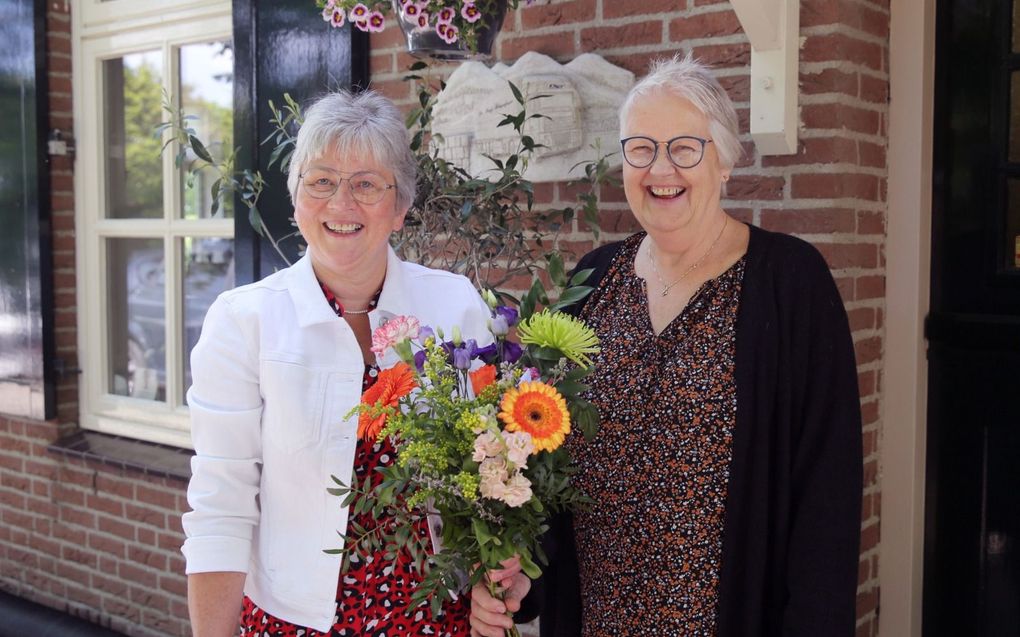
[{"xmin": 48, "ymin": 430, "xmax": 193, "ymax": 482}]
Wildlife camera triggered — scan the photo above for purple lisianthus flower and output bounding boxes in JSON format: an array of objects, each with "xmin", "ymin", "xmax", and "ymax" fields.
[
  {"xmin": 495, "ymin": 306, "xmax": 518, "ymax": 327},
  {"xmin": 418, "ymin": 325, "xmax": 435, "ymax": 342},
  {"xmin": 501, "ymin": 340, "xmax": 523, "ymax": 365},
  {"xmin": 472, "ymin": 342, "xmax": 499, "ymax": 364},
  {"xmin": 490, "ymin": 315, "xmax": 509, "ymax": 337},
  {"xmin": 414, "ymin": 349, "xmax": 428, "ymax": 371},
  {"xmin": 452, "ymin": 346, "xmax": 472, "ymax": 370}
]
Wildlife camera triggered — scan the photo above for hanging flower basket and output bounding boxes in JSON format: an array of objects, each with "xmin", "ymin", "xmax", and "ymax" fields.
[
  {"xmin": 391, "ymin": 0, "xmax": 507, "ymax": 60},
  {"xmin": 319, "ymin": 0, "xmax": 519, "ymax": 60}
]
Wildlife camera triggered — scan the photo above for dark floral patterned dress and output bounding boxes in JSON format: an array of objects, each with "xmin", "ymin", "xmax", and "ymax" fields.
[
  {"xmin": 238, "ymin": 284, "xmax": 471, "ymax": 637},
  {"xmin": 567, "ymin": 232, "xmax": 745, "ymax": 637}
]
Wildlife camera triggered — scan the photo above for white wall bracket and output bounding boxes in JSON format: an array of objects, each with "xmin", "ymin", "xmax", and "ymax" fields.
[{"xmin": 730, "ymin": 0, "xmax": 800, "ymax": 155}]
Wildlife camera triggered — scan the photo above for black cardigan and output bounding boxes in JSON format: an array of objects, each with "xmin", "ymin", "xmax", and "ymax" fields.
[{"xmin": 520, "ymin": 224, "xmax": 863, "ymax": 637}]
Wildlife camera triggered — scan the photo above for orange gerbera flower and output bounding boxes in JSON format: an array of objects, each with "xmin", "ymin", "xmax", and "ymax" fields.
[
  {"xmin": 498, "ymin": 381, "xmax": 570, "ymax": 452},
  {"xmin": 358, "ymin": 362, "xmax": 417, "ymax": 440},
  {"xmin": 469, "ymin": 364, "xmax": 498, "ymax": 396}
]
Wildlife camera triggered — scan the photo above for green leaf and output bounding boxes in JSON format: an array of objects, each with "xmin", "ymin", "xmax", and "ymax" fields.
[
  {"xmin": 569, "ymin": 268, "xmax": 595, "ymax": 287},
  {"xmin": 508, "ymin": 81, "xmax": 524, "ymax": 105},
  {"xmin": 553, "ymin": 379, "xmax": 589, "ymax": 397},
  {"xmin": 460, "ymin": 200, "xmax": 474, "ymax": 222},
  {"xmin": 472, "ymin": 517, "xmax": 495, "ymax": 547},
  {"xmin": 189, "ymin": 135, "xmax": 214, "ymax": 163},
  {"xmin": 571, "ymin": 400, "xmax": 600, "ymax": 441},
  {"xmin": 519, "ymin": 551, "xmax": 542, "ymax": 579},
  {"xmin": 547, "ymin": 251, "xmax": 566, "ymax": 287},
  {"xmin": 249, "ymin": 206, "xmax": 265, "ymax": 237},
  {"xmin": 550, "ymin": 285, "xmax": 593, "ymax": 311}
]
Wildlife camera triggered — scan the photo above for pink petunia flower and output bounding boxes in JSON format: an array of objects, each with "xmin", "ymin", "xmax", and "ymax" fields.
[
  {"xmin": 370, "ymin": 316, "xmax": 422, "ymax": 357},
  {"xmin": 437, "ymin": 7, "xmax": 456, "ymax": 23},
  {"xmin": 416, "ymin": 11, "xmax": 430, "ymax": 29},
  {"xmin": 329, "ymin": 8, "xmax": 347, "ymax": 27},
  {"xmin": 366, "ymin": 10, "xmax": 385, "ymax": 32},
  {"xmin": 437, "ymin": 22, "xmax": 459, "ymax": 44},
  {"xmin": 349, "ymin": 2, "xmax": 369, "ymax": 19},
  {"xmin": 403, "ymin": 2, "xmax": 419, "ymax": 16},
  {"xmin": 461, "ymin": 2, "xmax": 481, "ymax": 23}
]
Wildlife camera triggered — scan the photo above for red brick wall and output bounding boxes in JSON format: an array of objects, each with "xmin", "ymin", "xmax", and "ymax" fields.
[
  {"xmin": 372, "ymin": 1, "xmax": 887, "ymax": 635},
  {"xmin": 0, "ymin": 1, "xmax": 886, "ymax": 636},
  {"xmin": 0, "ymin": 3, "xmax": 192, "ymax": 636}
]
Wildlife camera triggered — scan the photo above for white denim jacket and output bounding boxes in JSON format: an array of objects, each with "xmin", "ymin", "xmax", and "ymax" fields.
[{"xmin": 181, "ymin": 247, "xmax": 491, "ymax": 631}]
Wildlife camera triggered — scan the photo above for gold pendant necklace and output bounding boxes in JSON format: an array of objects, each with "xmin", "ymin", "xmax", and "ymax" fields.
[{"xmin": 646, "ymin": 216, "xmax": 728, "ymax": 297}]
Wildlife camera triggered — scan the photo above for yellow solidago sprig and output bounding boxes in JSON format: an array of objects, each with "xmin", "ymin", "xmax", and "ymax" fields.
[{"xmin": 516, "ymin": 309, "xmax": 600, "ymax": 367}]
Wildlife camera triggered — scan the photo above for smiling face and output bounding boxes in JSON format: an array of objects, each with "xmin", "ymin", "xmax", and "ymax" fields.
[
  {"xmin": 620, "ymin": 90, "xmax": 730, "ymax": 242},
  {"xmin": 292, "ymin": 146, "xmax": 407, "ymax": 288}
]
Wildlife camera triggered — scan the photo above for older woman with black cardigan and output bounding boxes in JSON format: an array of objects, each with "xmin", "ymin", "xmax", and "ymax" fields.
[{"xmin": 469, "ymin": 54, "xmax": 863, "ymax": 637}]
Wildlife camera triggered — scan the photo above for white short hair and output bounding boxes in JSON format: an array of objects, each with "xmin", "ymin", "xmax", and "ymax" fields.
[
  {"xmin": 619, "ymin": 53, "xmax": 742, "ymax": 170},
  {"xmin": 287, "ymin": 90, "xmax": 416, "ymax": 210}
]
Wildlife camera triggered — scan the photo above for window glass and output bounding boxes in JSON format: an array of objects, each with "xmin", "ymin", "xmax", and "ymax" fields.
[
  {"xmin": 180, "ymin": 41, "xmax": 235, "ymax": 220},
  {"xmin": 103, "ymin": 51, "xmax": 164, "ymax": 219},
  {"xmin": 181, "ymin": 237, "xmax": 234, "ymax": 402},
  {"xmin": 107, "ymin": 238, "xmax": 166, "ymax": 401}
]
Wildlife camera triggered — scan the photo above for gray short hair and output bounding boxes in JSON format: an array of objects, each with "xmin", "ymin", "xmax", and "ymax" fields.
[
  {"xmin": 619, "ymin": 53, "xmax": 742, "ymax": 170},
  {"xmin": 287, "ymin": 90, "xmax": 417, "ymax": 210}
]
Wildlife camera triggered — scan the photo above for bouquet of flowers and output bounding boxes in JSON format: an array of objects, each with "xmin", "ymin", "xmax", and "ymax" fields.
[
  {"xmin": 330, "ymin": 289, "xmax": 599, "ymax": 634},
  {"xmin": 317, "ymin": 0, "xmax": 532, "ymax": 48}
]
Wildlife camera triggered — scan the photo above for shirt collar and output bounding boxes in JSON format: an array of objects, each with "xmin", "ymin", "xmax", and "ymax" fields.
[{"xmin": 288, "ymin": 246, "xmax": 410, "ymax": 328}]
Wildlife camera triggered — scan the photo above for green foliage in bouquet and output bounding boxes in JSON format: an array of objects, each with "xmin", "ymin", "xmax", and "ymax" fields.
[{"xmin": 332, "ymin": 294, "xmax": 600, "ymax": 627}]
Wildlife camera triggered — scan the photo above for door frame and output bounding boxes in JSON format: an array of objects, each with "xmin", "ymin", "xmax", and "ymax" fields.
[{"xmin": 881, "ymin": 0, "xmax": 935, "ymax": 635}]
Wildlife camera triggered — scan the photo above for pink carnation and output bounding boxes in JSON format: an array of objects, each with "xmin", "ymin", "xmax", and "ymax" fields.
[
  {"xmin": 501, "ymin": 473, "xmax": 533, "ymax": 508},
  {"xmin": 370, "ymin": 316, "xmax": 421, "ymax": 357},
  {"xmin": 503, "ymin": 431, "xmax": 534, "ymax": 469},
  {"xmin": 472, "ymin": 431, "xmax": 503, "ymax": 462}
]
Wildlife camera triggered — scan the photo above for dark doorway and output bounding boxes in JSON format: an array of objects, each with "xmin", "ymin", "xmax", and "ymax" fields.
[
  {"xmin": 231, "ymin": 0, "xmax": 369, "ymax": 284},
  {"xmin": 927, "ymin": 0, "xmax": 1020, "ymax": 635}
]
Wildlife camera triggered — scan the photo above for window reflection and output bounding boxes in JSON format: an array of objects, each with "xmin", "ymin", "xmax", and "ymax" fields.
[
  {"xmin": 180, "ymin": 41, "xmax": 234, "ymax": 220},
  {"xmin": 181, "ymin": 237, "xmax": 234, "ymax": 403},
  {"xmin": 107, "ymin": 238, "xmax": 165, "ymax": 401},
  {"xmin": 103, "ymin": 51, "xmax": 164, "ymax": 219}
]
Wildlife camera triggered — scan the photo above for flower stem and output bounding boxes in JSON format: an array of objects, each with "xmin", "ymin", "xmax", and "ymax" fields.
[{"xmin": 486, "ymin": 576, "xmax": 521, "ymax": 637}]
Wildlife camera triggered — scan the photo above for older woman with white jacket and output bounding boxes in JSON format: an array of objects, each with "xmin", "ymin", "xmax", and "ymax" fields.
[{"xmin": 182, "ymin": 90, "xmax": 490, "ymax": 637}]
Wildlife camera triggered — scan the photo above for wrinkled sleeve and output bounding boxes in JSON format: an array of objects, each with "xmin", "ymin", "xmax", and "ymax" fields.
[
  {"xmin": 181, "ymin": 295, "xmax": 264, "ymax": 574},
  {"xmin": 783, "ymin": 249, "xmax": 863, "ymax": 635}
]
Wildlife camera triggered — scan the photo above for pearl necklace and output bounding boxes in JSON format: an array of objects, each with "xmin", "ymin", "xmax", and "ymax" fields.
[{"xmin": 646, "ymin": 216, "xmax": 728, "ymax": 297}]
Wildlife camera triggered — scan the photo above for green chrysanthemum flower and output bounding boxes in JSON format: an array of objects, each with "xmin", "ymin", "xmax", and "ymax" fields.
[{"xmin": 517, "ymin": 309, "xmax": 600, "ymax": 367}]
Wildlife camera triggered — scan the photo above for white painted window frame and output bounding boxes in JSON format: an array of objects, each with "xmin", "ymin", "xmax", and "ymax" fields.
[{"xmin": 73, "ymin": 1, "xmax": 232, "ymax": 448}]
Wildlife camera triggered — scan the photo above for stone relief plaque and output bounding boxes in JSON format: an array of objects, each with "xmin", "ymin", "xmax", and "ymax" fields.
[{"xmin": 431, "ymin": 52, "xmax": 635, "ymax": 183}]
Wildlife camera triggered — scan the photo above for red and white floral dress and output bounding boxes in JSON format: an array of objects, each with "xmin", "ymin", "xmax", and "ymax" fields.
[{"xmin": 238, "ymin": 285, "xmax": 471, "ymax": 637}]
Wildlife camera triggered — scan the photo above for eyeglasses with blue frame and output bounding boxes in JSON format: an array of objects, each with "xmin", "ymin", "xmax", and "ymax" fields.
[{"xmin": 620, "ymin": 135, "xmax": 713, "ymax": 169}]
